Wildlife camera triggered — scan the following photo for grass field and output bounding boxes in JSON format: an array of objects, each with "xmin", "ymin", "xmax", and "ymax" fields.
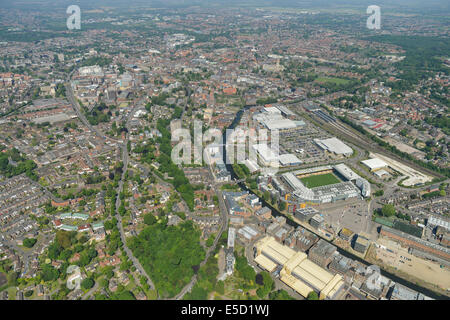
[{"xmin": 300, "ymin": 173, "xmax": 341, "ymax": 188}]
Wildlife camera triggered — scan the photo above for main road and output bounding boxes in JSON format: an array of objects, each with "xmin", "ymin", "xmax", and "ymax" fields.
[
  {"xmin": 65, "ymin": 71, "xmax": 113, "ymax": 142},
  {"xmin": 114, "ymin": 99, "xmax": 157, "ymax": 298},
  {"xmin": 66, "ymin": 69, "xmax": 156, "ymax": 298}
]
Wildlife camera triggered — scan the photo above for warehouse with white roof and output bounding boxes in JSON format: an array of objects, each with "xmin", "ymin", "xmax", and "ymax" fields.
[
  {"xmin": 252, "ymin": 144, "xmax": 279, "ymax": 167},
  {"xmin": 279, "ymin": 154, "xmax": 302, "ymax": 167},
  {"xmin": 314, "ymin": 137, "xmax": 353, "ymax": 157},
  {"xmin": 253, "ymin": 108, "xmax": 302, "ymax": 131},
  {"xmin": 361, "ymin": 158, "xmax": 388, "ymax": 172}
]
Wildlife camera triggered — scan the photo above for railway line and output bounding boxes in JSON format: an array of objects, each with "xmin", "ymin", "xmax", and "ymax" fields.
[{"xmin": 302, "ymin": 110, "xmax": 443, "ymax": 180}]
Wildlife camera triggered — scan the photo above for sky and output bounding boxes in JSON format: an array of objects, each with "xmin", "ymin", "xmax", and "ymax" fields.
[{"xmin": 1, "ymin": 0, "xmax": 449, "ymax": 12}]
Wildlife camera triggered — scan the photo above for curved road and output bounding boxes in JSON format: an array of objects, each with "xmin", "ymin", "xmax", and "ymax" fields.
[
  {"xmin": 66, "ymin": 70, "xmax": 156, "ymax": 299},
  {"xmin": 114, "ymin": 100, "xmax": 157, "ymax": 298}
]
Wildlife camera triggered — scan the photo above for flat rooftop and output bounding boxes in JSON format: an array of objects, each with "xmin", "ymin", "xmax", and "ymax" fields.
[
  {"xmin": 361, "ymin": 158, "xmax": 388, "ymax": 170},
  {"xmin": 314, "ymin": 137, "xmax": 353, "ymax": 155}
]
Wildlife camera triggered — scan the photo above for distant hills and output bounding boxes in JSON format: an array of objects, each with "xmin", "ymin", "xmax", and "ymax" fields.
[{"xmin": 1, "ymin": 0, "xmax": 449, "ymax": 14}]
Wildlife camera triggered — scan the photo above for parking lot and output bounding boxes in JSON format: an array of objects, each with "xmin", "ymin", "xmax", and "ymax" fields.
[
  {"xmin": 317, "ymin": 198, "xmax": 376, "ymax": 238},
  {"xmin": 279, "ymin": 123, "xmax": 330, "ymax": 164}
]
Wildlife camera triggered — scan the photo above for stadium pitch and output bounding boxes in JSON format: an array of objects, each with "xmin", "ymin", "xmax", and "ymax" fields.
[{"xmin": 299, "ymin": 173, "xmax": 341, "ymax": 188}]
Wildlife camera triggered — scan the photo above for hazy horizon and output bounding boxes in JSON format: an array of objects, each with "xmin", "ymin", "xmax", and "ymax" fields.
[{"xmin": 1, "ymin": 0, "xmax": 449, "ymax": 11}]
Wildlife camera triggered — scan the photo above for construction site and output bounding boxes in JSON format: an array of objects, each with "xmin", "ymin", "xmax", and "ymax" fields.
[{"xmin": 368, "ymin": 238, "xmax": 450, "ymax": 295}]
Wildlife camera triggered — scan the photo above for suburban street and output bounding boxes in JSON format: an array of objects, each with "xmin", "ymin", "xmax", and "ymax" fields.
[
  {"xmin": 113, "ymin": 100, "xmax": 157, "ymax": 297},
  {"xmin": 66, "ymin": 76, "xmax": 157, "ymax": 299}
]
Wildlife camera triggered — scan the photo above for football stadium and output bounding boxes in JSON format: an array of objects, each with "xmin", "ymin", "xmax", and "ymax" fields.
[
  {"xmin": 278, "ymin": 164, "xmax": 371, "ymax": 204},
  {"xmin": 299, "ymin": 172, "xmax": 341, "ymax": 188}
]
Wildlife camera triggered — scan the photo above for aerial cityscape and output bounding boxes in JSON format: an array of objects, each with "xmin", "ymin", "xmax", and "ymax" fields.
[{"xmin": 0, "ymin": 0, "xmax": 449, "ymax": 306}]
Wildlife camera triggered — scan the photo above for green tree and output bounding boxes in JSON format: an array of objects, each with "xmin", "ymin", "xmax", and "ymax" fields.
[
  {"xmin": 235, "ymin": 254, "xmax": 256, "ymax": 284},
  {"xmin": 23, "ymin": 238, "xmax": 37, "ymax": 248},
  {"xmin": 41, "ymin": 264, "xmax": 59, "ymax": 282},
  {"xmin": 381, "ymin": 204, "xmax": 396, "ymax": 217},
  {"xmin": 81, "ymin": 277, "xmax": 95, "ymax": 290},
  {"xmin": 112, "ymin": 290, "xmax": 136, "ymax": 300},
  {"xmin": 186, "ymin": 284, "xmax": 208, "ymax": 300},
  {"xmin": 143, "ymin": 213, "xmax": 157, "ymax": 225},
  {"xmin": 307, "ymin": 291, "xmax": 319, "ymax": 300},
  {"xmin": 269, "ymin": 289, "xmax": 295, "ymax": 300},
  {"xmin": 215, "ymin": 280, "xmax": 225, "ymax": 295},
  {"xmin": 7, "ymin": 272, "xmax": 19, "ymax": 287},
  {"xmin": 128, "ymin": 220, "xmax": 205, "ymax": 298},
  {"xmin": 255, "ymin": 271, "xmax": 274, "ymax": 298},
  {"xmin": 55, "ymin": 230, "xmax": 75, "ymax": 249},
  {"xmin": 24, "ymin": 290, "xmax": 34, "ymax": 297}
]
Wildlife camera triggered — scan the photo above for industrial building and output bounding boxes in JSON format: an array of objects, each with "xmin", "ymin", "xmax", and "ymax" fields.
[
  {"xmin": 227, "ymin": 227, "xmax": 236, "ymax": 248},
  {"xmin": 238, "ymin": 225, "xmax": 259, "ymax": 242},
  {"xmin": 254, "ymin": 236, "xmax": 344, "ymax": 299},
  {"xmin": 279, "ymin": 154, "xmax": 302, "ymax": 167},
  {"xmin": 353, "ymin": 234, "xmax": 370, "ymax": 254},
  {"xmin": 285, "ymin": 226, "xmax": 318, "ymax": 252},
  {"xmin": 389, "ymin": 283, "xmax": 433, "ymax": 300},
  {"xmin": 273, "ymin": 104, "xmax": 296, "ymax": 119},
  {"xmin": 267, "ymin": 221, "xmax": 283, "ymax": 236},
  {"xmin": 373, "ymin": 169, "xmax": 390, "ymax": 179},
  {"xmin": 253, "ymin": 107, "xmax": 301, "ymax": 131},
  {"xmin": 314, "ymin": 137, "xmax": 353, "ymax": 157},
  {"xmin": 361, "ymin": 158, "xmax": 388, "ymax": 172},
  {"xmin": 328, "ymin": 255, "xmax": 352, "ymax": 279},
  {"xmin": 309, "ymin": 214, "xmax": 324, "ymax": 230},
  {"xmin": 255, "ymin": 206, "xmax": 272, "ymax": 220},
  {"xmin": 274, "ymin": 227, "xmax": 289, "ymax": 243},
  {"xmin": 294, "ymin": 207, "xmax": 319, "ymax": 222},
  {"xmin": 308, "ymin": 239, "xmax": 337, "ymax": 268},
  {"xmin": 339, "ymin": 228, "xmax": 354, "ymax": 242},
  {"xmin": 380, "ymin": 226, "xmax": 450, "ymax": 262},
  {"xmin": 252, "ymin": 144, "xmax": 279, "ymax": 168}
]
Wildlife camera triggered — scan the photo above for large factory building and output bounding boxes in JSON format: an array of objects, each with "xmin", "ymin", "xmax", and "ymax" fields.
[{"xmin": 254, "ymin": 236, "xmax": 345, "ymax": 300}]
